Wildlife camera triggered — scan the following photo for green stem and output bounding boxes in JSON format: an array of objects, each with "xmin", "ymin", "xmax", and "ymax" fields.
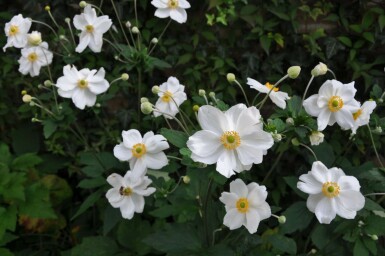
[
  {"xmin": 148, "ymin": 19, "xmax": 172, "ymax": 55},
  {"xmin": 300, "ymin": 75, "xmax": 315, "ymax": 112},
  {"xmin": 367, "ymin": 125, "xmax": 384, "ymax": 168},
  {"xmin": 258, "ymin": 74, "xmax": 289, "ymax": 111},
  {"xmin": 204, "ymin": 178, "xmax": 213, "ymax": 247},
  {"xmin": 110, "ymin": 0, "xmax": 131, "ymax": 47},
  {"xmin": 31, "ymin": 20, "xmax": 70, "ymax": 54},
  {"xmin": 234, "ymin": 79, "xmax": 250, "ymax": 107},
  {"xmin": 299, "ymin": 143, "xmax": 318, "ymax": 161}
]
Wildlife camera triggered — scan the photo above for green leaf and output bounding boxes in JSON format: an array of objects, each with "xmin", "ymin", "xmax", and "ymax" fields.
[
  {"xmin": 281, "ymin": 202, "xmax": 313, "ymax": 234},
  {"xmin": 338, "ymin": 36, "xmax": 352, "ymax": 47},
  {"xmin": 177, "ymin": 53, "xmax": 193, "ymax": 65},
  {"xmin": 267, "ymin": 234, "xmax": 297, "ymax": 255},
  {"xmin": 70, "ymin": 236, "xmax": 119, "ymax": 256},
  {"xmin": 11, "ymin": 153, "xmax": 42, "ymax": 170},
  {"xmin": 150, "ymin": 57, "xmax": 172, "ymax": 69},
  {"xmin": 260, "ymin": 35, "xmax": 271, "ymax": 55},
  {"xmin": 362, "ymin": 32, "xmax": 375, "ymax": 43},
  {"xmin": 79, "ymin": 152, "xmax": 118, "ymax": 177},
  {"xmin": 43, "ymin": 119, "xmax": 58, "ymax": 139},
  {"xmin": 78, "ymin": 177, "xmax": 106, "ymax": 189},
  {"xmin": 287, "ymin": 96, "xmax": 302, "ymax": 117},
  {"xmin": 19, "ymin": 183, "xmax": 56, "ymax": 218},
  {"xmin": 378, "ymin": 14, "xmax": 385, "ymax": 32},
  {"xmin": 353, "ymin": 238, "xmax": 369, "ymax": 256},
  {"xmin": 363, "ymin": 237, "xmax": 377, "ymax": 255},
  {"xmin": 160, "ymin": 128, "xmax": 188, "ymax": 149},
  {"xmin": 312, "ymin": 142, "xmax": 335, "ymax": 167},
  {"xmin": 103, "ymin": 206, "xmax": 121, "ymax": 236},
  {"xmin": 0, "ymin": 143, "xmax": 11, "ymax": 165},
  {"xmin": 117, "ymin": 218, "xmax": 152, "ymax": 255},
  {"xmin": 0, "ymin": 206, "xmax": 17, "ymax": 240},
  {"xmin": 71, "ymin": 189, "xmax": 103, "ymax": 220},
  {"xmin": 362, "ymin": 12, "xmax": 375, "ymax": 29},
  {"xmin": 364, "ymin": 215, "xmax": 385, "ymax": 235},
  {"xmin": 0, "ymin": 248, "xmax": 14, "ymax": 256},
  {"xmin": 283, "ymin": 176, "xmax": 307, "ymax": 199}
]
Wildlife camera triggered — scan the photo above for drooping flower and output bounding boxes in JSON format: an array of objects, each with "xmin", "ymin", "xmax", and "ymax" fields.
[
  {"xmin": 219, "ymin": 179, "xmax": 271, "ymax": 234},
  {"xmin": 73, "ymin": 5, "xmax": 112, "ymax": 53},
  {"xmin": 297, "ymin": 161, "xmax": 365, "ymax": 224},
  {"xmin": 113, "ymin": 130, "xmax": 169, "ymax": 175},
  {"xmin": 106, "ymin": 171, "xmax": 156, "ymax": 219},
  {"xmin": 187, "ymin": 104, "xmax": 274, "ymax": 178},
  {"xmin": 151, "ymin": 0, "xmax": 191, "ymax": 24},
  {"xmin": 18, "ymin": 42, "xmax": 53, "ymax": 77},
  {"xmin": 303, "ymin": 80, "xmax": 360, "ymax": 131},
  {"xmin": 3, "ymin": 14, "xmax": 31, "ymax": 52},
  {"xmin": 55, "ymin": 65, "xmax": 110, "ymax": 109},
  {"xmin": 153, "ymin": 76, "xmax": 187, "ymax": 119},
  {"xmin": 351, "ymin": 100, "xmax": 377, "ymax": 134},
  {"xmin": 309, "ymin": 131, "xmax": 324, "ymax": 146},
  {"xmin": 247, "ymin": 78, "xmax": 290, "ymax": 109}
]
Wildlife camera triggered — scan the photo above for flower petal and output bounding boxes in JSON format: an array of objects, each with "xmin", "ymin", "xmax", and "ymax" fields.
[
  {"xmin": 303, "ymin": 94, "xmax": 321, "ymax": 117},
  {"xmin": 106, "ymin": 173, "xmax": 124, "ymax": 187},
  {"xmin": 335, "ymin": 108, "xmax": 354, "ymax": 130},
  {"xmin": 113, "ymin": 143, "xmax": 132, "ymax": 161},
  {"xmin": 248, "ymin": 185, "xmax": 268, "ymax": 207},
  {"xmin": 120, "ymin": 197, "xmax": 135, "ymax": 219},
  {"xmin": 317, "ymin": 108, "xmax": 332, "ymax": 131},
  {"xmin": 314, "ymin": 197, "xmax": 337, "ymax": 224},
  {"xmin": 247, "ymin": 78, "xmax": 269, "ymax": 94},
  {"xmin": 219, "ymin": 192, "xmax": 238, "ymax": 211},
  {"xmin": 310, "ymin": 161, "xmax": 328, "ymax": 183},
  {"xmin": 197, "ymin": 105, "xmax": 228, "ymax": 135},
  {"xmin": 297, "ymin": 173, "xmax": 323, "ymax": 194},
  {"xmin": 245, "ymin": 208, "xmax": 261, "ymax": 234},
  {"xmin": 338, "ymin": 176, "xmax": 361, "ymax": 192},
  {"xmin": 170, "ymin": 8, "xmax": 187, "ymax": 23},
  {"xmin": 131, "ymin": 194, "xmax": 145, "ymax": 213},
  {"xmin": 229, "ymin": 179, "xmax": 248, "ymax": 198},
  {"xmin": 144, "ymin": 152, "xmax": 168, "ymax": 170},
  {"xmin": 216, "ymin": 150, "xmax": 236, "ymax": 178},
  {"xmin": 122, "ymin": 129, "xmax": 143, "ymax": 148},
  {"xmin": 187, "ymin": 130, "xmax": 222, "ymax": 158},
  {"xmin": 223, "ymin": 208, "xmax": 244, "ymax": 230},
  {"xmin": 269, "ymin": 91, "xmax": 289, "ymax": 109},
  {"xmin": 338, "ymin": 191, "xmax": 365, "ymax": 212},
  {"xmin": 306, "ymin": 193, "xmax": 324, "ymax": 212},
  {"xmin": 255, "ymin": 201, "xmax": 271, "ymax": 220}
]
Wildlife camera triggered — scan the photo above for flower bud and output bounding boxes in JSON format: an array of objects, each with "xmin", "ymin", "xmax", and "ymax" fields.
[
  {"xmin": 121, "ymin": 73, "xmax": 129, "ymax": 81},
  {"xmin": 44, "ymin": 80, "xmax": 52, "ymax": 87},
  {"xmin": 309, "ymin": 131, "xmax": 324, "ymax": 146},
  {"xmin": 226, "ymin": 73, "xmax": 235, "ymax": 83},
  {"xmin": 278, "ymin": 215, "xmax": 286, "ymax": 224},
  {"xmin": 125, "ymin": 21, "xmax": 131, "ymax": 28},
  {"xmin": 21, "ymin": 90, "xmax": 27, "ymax": 95},
  {"xmin": 310, "ymin": 249, "xmax": 317, "ymax": 254},
  {"xmin": 44, "ymin": 6, "xmax": 50, "ymax": 11},
  {"xmin": 95, "ymin": 103, "xmax": 101, "ymax": 108},
  {"xmin": 140, "ymin": 97, "xmax": 149, "ymax": 103},
  {"xmin": 358, "ymin": 220, "xmax": 365, "ymax": 227},
  {"xmin": 370, "ymin": 234, "xmax": 378, "ymax": 241},
  {"xmin": 291, "ymin": 138, "xmax": 300, "ymax": 146},
  {"xmin": 182, "ymin": 176, "xmax": 190, "ymax": 184},
  {"xmin": 193, "ymin": 105, "xmax": 200, "ymax": 112},
  {"xmin": 131, "ymin": 26, "xmax": 139, "ymax": 34},
  {"xmin": 141, "ymin": 102, "xmax": 153, "ymax": 115},
  {"xmin": 286, "ymin": 117, "xmax": 294, "ymax": 125},
  {"xmin": 65, "ymin": 17, "xmax": 71, "ymax": 24},
  {"xmin": 208, "ymin": 92, "xmax": 216, "ymax": 98},
  {"xmin": 198, "ymin": 89, "xmax": 206, "ymax": 96},
  {"xmin": 151, "ymin": 37, "xmax": 158, "ymax": 44},
  {"xmin": 373, "ymin": 126, "xmax": 383, "ymax": 134},
  {"xmin": 152, "ymin": 85, "xmax": 160, "ymax": 94},
  {"xmin": 22, "ymin": 94, "xmax": 32, "ymax": 103},
  {"xmin": 59, "ymin": 35, "xmax": 67, "ymax": 41},
  {"xmin": 271, "ymin": 131, "xmax": 282, "ymax": 142},
  {"xmin": 311, "ymin": 62, "xmax": 328, "ymax": 77},
  {"xmin": 79, "ymin": 1, "xmax": 87, "ymax": 8},
  {"xmin": 287, "ymin": 66, "xmax": 301, "ymax": 79},
  {"xmin": 27, "ymin": 31, "xmax": 42, "ymax": 46}
]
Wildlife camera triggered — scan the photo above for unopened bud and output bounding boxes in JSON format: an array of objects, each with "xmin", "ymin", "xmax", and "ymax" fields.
[
  {"xmin": 227, "ymin": 73, "xmax": 235, "ymax": 83},
  {"xmin": 291, "ymin": 138, "xmax": 300, "ymax": 146},
  {"xmin": 151, "ymin": 37, "xmax": 158, "ymax": 44},
  {"xmin": 198, "ymin": 89, "xmax": 206, "ymax": 96},
  {"xmin": 358, "ymin": 220, "xmax": 365, "ymax": 227},
  {"xmin": 373, "ymin": 126, "xmax": 383, "ymax": 134},
  {"xmin": 141, "ymin": 102, "xmax": 153, "ymax": 115},
  {"xmin": 121, "ymin": 73, "xmax": 129, "ymax": 81},
  {"xmin": 193, "ymin": 105, "xmax": 200, "ymax": 112},
  {"xmin": 27, "ymin": 31, "xmax": 42, "ymax": 46},
  {"xmin": 21, "ymin": 90, "xmax": 27, "ymax": 95},
  {"xmin": 29, "ymin": 101, "xmax": 35, "ymax": 106},
  {"xmin": 44, "ymin": 80, "xmax": 52, "ymax": 87},
  {"xmin": 141, "ymin": 97, "xmax": 149, "ymax": 103},
  {"xmin": 65, "ymin": 17, "xmax": 71, "ymax": 24},
  {"xmin": 271, "ymin": 131, "xmax": 282, "ymax": 142},
  {"xmin": 125, "ymin": 21, "xmax": 131, "ymax": 28},
  {"xmin": 310, "ymin": 249, "xmax": 317, "ymax": 254},
  {"xmin": 131, "ymin": 26, "xmax": 139, "ymax": 34},
  {"xmin": 287, "ymin": 66, "xmax": 301, "ymax": 79},
  {"xmin": 59, "ymin": 35, "xmax": 67, "ymax": 40},
  {"xmin": 278, "ymin": 215, "xmax": 286, "ymax": 224},
  {"xmin": 309, "ymin": 131, "xmax": 324, "ymax": 146},
  {"xmin": 182, "ymin": 176, "xmax": 190, "ymax": 184},
  {"xmin": 44, "ymin": 6, "xmax": 50, "ymax": 11},
  {"xmin": 152, "ymin": 85, "xmax": 160, "ymax": 94},
  {"xmin": 95, "ymin": 103, "xmax": 101, "ymax": 108},
  {"xmin": 209, "ymin": 92, "xmax": 216, "ymax": 98},
  {"xmin": 311, "ymin": 62, "xmax": 328, "ymax": 77},
  {"xmin": 370, "ymin": 234, "xmax": 378, "ymax": 241},
  {"xmin": 286, "ymin": 117, "xmax": 294, "ymax": 125},
  {"xmin": 22, "ymin": 94, "xmax": 32, "ymax": 103},
  {"xmin": 31, "ymin": 117, "xmax": 39, "ymax": 122},
  {"xmin": 79, "ymin": 1, "xmax": 87, "ymax": 8}
]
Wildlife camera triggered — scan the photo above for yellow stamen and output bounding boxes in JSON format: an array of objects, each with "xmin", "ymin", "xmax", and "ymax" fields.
[
  {"xmin": 132, "ymin": 143, "xmax": 147, "ymax": 158},
  {"xmin": 265, "ymin": 82, "xmax": 279, "ymax": 92},
  {"xmin": 328, "ymin": 96, "xmax": 344, "ymax": 112},
  {"xmin": 85, "ymin": 25, "xmax": 94, "ymax": 33},
  {"xmin": 77, "ymin": 79, "xmax": 88, "ymax": 89},
  {"xmin": 119, "ymin": 186, "xmax": 133, "ymax": 196},
  {"xmin": 220, "ymin": 131, "xmax": 241, "ymax": 150},
  {"xmin": 322, "ymin": 182, "xmax": 340, "ymax": 198},
  {"xmin": 161, "ymin": 91, "xmax": 173, "ymax": 103},
  {"xmin": 27, "ymin": 52, "xmax": 38, "ymax": 62},
  {"xmin": 9, "ymin": 25, "xmax": 19, "ymax": 36},
  {"xmin": 168, "ymin": 0, "xmax": 179, "ymax": 8},
  {"xmin": 353, "ymin": 109, "xmax": 362, "ymax": 120},
  {"xmin": 236, "ymin": 198, "xmax": 249, "ymax": 213}
]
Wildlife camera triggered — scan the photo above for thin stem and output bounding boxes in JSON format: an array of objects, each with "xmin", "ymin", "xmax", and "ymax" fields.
[
  {"xmin": 204, "ymin": 178, "xmax": 213, "ymax": 247},
  {"xmin": 40, "ymin": 46, "xmax": 59, "ymax": 113},
  {"xmin": 47, "ymin": 10, "xmax": 60, "ymax": 29},
  {"xmin": 328, "ymin": 69, "xmax": 337, "ymax": 79},
  {"xmin": 154, "ymin": 109, "xmax": 190, "ymax": 135},
  {"xmin": 148, "ymin": 19, "xmax": 172, "ymax": 55},
  {"xmin": 134, "ymin": 0, "xmax": 139, "ymax": 27},
  {"xmin": 258, "ymin": 74, "xmax": 289, "ymax": 111},
  {"xmin": 212, "ymin": 228, "xmax": 223, "ymax": 246},
  {"xmin": 66, "ymin": 20, "xmax": 76, "ymax": 46},
  {"xmin": 234, "ymin": 79, "xmax": 250, "ymax": 106},
  {"xmin": 251, "ymin": 92, "xmax": 261, "ymax": 106},
  {"xmin": 137, "ymin": 68, "xmax": 142, "ymax": 128},
  {"xmin": 166, "ymin": 155, "xmax": 183, "ymax": 161},
  {"xmin": 168, "ymin": 177, "xmax": 183, "ymax": 194},
  {"xmin": 300, "ymin": 75, "xmax": 315, "ymax": 111},
  {"xmin": 364, "ymin": 193, "xmax": 385, "ymax": 196},
  {"xmin": 110, "ymin": 0, "xmax": 131, "ymax": 47},
  {"xmin": 262, "ymin": 143, "xmax": 286, "ymax": 184},
  {"xmin": 31, "ymin": 20, "xmax": 71, "ymax": 54},
  {"xmin": 299, "ymin": 143, "xmax": 318, "ymax": 161},
  {"xmin": 367, "ymin": 125, "xmax": 384, "ymax": 168}
]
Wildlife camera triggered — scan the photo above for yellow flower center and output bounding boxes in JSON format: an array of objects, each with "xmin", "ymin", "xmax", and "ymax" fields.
[
  {"xmin": 85, "ymin": 25, "xmax": 94, "ymax": 33},
  {"xmin": 353, "ymin": 109, "xmax": 362, "ymax": 120},
  {"xmin": 328, "ymin": 96, "xmax": 344, "ymax": 112},
  {"xmin": 161, "ymin": 91, "xmax": 173, "ymax": 103},
  {"xmin": 119, "ymin": 186, "xmax": 133, "ymax": 196},
  {"xmin": 220, "ymin": 131, "xmax": 241, "ymax": 150},
  {"xmin": 27, "ymin": 52, "xmax": 38, "ymax": 62},
  {"xmin": 77, "ymin": 79, "xmax": 88, "ymax": 89},
  {"xmin": 236, "ymin": 198, "xmax": 249, "ymax": 213},
  {"xmin": 265, "ymin": 82, "xmax": 279, "ymax": 92},
  {"xmin": 168, "ymin": 0, "xmax": 179, "ymax": 8},
  {"xmin": 132, "ymin": 143, "xmax": 147, "ymax": 158},
  {"xmin": 9, "ymin": 25, "xmax": 19, "ymax": 36},
  {"xmin": 322, "ymin": 182, "xmax": 340, "ymax": 198}
]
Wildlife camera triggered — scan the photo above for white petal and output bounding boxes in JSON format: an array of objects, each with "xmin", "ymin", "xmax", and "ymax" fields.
[
  {"xmin": 229, "ymin": 179, "xmax": 248, "ymax": 198},
  {"xmin": 236, "ymin": 144, "xmax": 262, "ymax": 166},
  {"xmin": 154, "ymin": 8, "xmax": 171, "ymax": 18},
  {"xmin": 315, "ymin": 197, "xmax": 337, "ymax": 224},
  {"xmin": 56, "ymin": 76, "xmax": 77, "ymax": 91},
  {"xmin": 143, "ymin": 133, "xmax": 169, "ymax": 153},
  {"xmin": 106, "ymin": 188, "xmax": 122, "ymax": 203},
  {"xmin": 303, "ymin": 94, "xmax": 321, "ymax": 117},
  {"xmin": 219, "ymin": 192, "xmax": 238, "ymax": 210},
  {"xmin": 135, "ymin": 187, "xmax": 156, "ymax": 196},
  {"xmin": 130, "ymin": 158, "xmax": 147, "ymax": 176},
  {"xmin": 225, "ymin": 104, "xmax": 247, "ymax": 128},
  {"xmin": 120, "ymin": 197, "xmax": 135, "ymax": 219},
  {"xmin": 131, "ymin": 194, "xmax": 145, "ymax": 213},
  {"xmin": 335, "ymin": 197, "xmax": 357, "ymax": 219},
  {"xmin": 338, "ymin": 176, "xmax": 361, "ymax": 191},
  {"xmin": 187, "ymin": 130, "xmax": 222, "ymax": 158},
  {"xmin": 122, "ymin": 129, "xmax": 143, "ymax": 148},
  {"xmin": 75, "ymin": 32, "xmax": 91, "ymax": 53},
  {"xmin": 269, "ymin": 91, "xmax": 289, "ymax": 109},
  {"xmin": 144, "ymin": 152, "xmax": 168, "ymax": 170},
  {"xmin": 223, "ymin": 208, "xmax": 244, "ymax": 230},
  {"xmin": 113, "ymin": 143, "xmax": 132, "ymax": 161},
  {"xmin": 170, "ymin": 8, "xmax": 187, "ymax": 23},
  {"xmin": 190, "ymin": 147, "xmax": 223, "ymax": 165},
  {"xmin": 337, "ymin": 81, "xmax": 356, "ymax": 102},
  {"xmin": 57, "ymin": 88, "xmax": 74, "ymax": 98},
  {"xmin": 311, "ymin": 161, "xmax": 328, "ymax": 183},
  {"xmin": 297, "ymin": 173, "xmax": 323, "ymax": 194},
  {"xmin": 94, "ymin": 16, "xmax": 112, "ymax": 34},
  {"xmin": 335, "ymin": 108, "xmax": 354, "ymax": 130},
  {"xmin": 241, "ymin": 131, "xmax": 274, "ymax": 151},
  {"xmin": 198, "ymin": 105, "xmax": 228, "ymax": 135},
  {"xmin": 247, "ymin": 78, "xmax": 269, "ymax": 94},
  {"xmin": 179, "ymin": 0, "xmax": 191, "ymax": 8},
  {"xmin": 306, "ymin": 193, "xmax": 324, "ymax": 212},
  {"xmin": 255, "ymin": 201, "xmax": 271, "ymax": 220},
  {"xmin": 327, "ymin": 167, "xmax": 345, "ymax": 182},
  {"xmin": 216, "ymin": 150, "xmax": 237, "ymax": 178},
  {"xmin": 72, "ymin": 89, "xmax": 96, "ymax": 109},
  {"xmin": 318, "ymin": 80, "xmax": 336, "ymax": 100},
  {"xmin": 317, "ymin": 108, "xmax": 332, "ymax": 131},
  {"xmin": 338, "ymin": 191, "xmax": 365, "ymax": 211},
  {"xmin": 248, "ymin": 186, "xmax": 268, "ymax": 207},
  {"xmin": 106, "ymin": 173, "xmax": 124, "ymax": 187},
  {"xmin": 245, "ymin": 209, "xmax": 260, "ymax": 234},
  {"xmin": 73, "ymin": 14, "xmax": 87, "ymax": 30},
  {"xmin": 151, "ymin": 0, "xmax": 168, "ymax": 8}
]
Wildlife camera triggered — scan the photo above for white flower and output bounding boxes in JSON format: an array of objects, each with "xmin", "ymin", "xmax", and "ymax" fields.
[
  {"xmin": 303, "ymin": 80, "xmax": 360, "ymax": 131},
  {"xmin": 106, "ymin": 171, "xmax": 156, "ymax": 219},
  {"xmin": 219, "ymin": 179, "xmax": 271, "ymax": 234},
  {"xmin": 247, "ymin": 78, "xmax": 290, "ymax": 109},
  {"xmin": 113, "ymin": 129, "xmax": 169, "ymax": 175},
  {"xmin": 55, "ymin": 65, "xmax": 110, "ymax": 109},
  {"xmin": 187, "ymin": 104, "xmax": 274, "ymax": 178},
  {"xmin": 351, "ymin": 101, "xmax": 376, "ymax": 134},
  {"xmin": 309, "ymin": 131, "xmax": 324, "ymax": 146},
  {"xmin": 154, "ymin": 76, "xmax": 187, "ymax": 119},
  {"xmin": 73, "ymin": 5, "xmax": 112, "ymax": 53},
  {"xmin": 297, "ymin": 161, "xmax": 365, "ymax": 224},
  {"xmin": 151, "ymin": 0, "xmax": 191, "ymax": 23},
  {"xmin": 18, "ymin": 42, "xmax": 53, "ymax": 77},
  {"xmin": 3, "ymin": 14, "xmax": 31, "ymax": 52}
]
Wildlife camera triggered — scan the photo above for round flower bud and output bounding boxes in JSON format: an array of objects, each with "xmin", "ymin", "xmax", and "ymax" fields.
[
  {"xmin": 198, "ymin": 89, "xmax": 206, "ymax": 96},
  {"xmin": 59, "ymin": 35, "xmax": 67, "ymax": 40},
  {"xmin": 286, "ymin": 117, "xmax": 294, "ymax": 125},
  {"xmin": 125, "ymin": 21, "xmax": 131, "ymax": 28},
  {"xmin": 65, "ymin": 18, "xmax": 71, "ymax": 24},
  {"xmin": 182, "ymin": 176, "xmax": 190, "ymax": 184},
  {"xmin": 21, "ymin": 90, "xmax": 27, "ymax": 95},
  {"xmin": 131, "ymin": 26, "xmax": 139, "ymax": 34},
  {"xmin": 152, "ymin": 85, "xmax": 160, "ymax": 94},
  {"xmin": 208, "ymin": 92, "xmax": 216, "ymax": 98},
  {"xmin": 291, "ymin": 138, "xmax": 300, "ymax": 146},
  {"xmin": 358, "ymin": 220, "xmax": 365, "ymax": 227},
  {"xmin": 309, "ymin": 131, "xmax": 324, "ymax": 146},
  {"xmin": 79, "ymin": 1, "xmax": 87, "ymax": 8},
  {"xmin": 27, "ymin": 31, "xmax": 42, "ymax": 46},
  {"xmin": 226, "ymin": 73, "xmax": 236, "ymax": 83},
  {"xmin": 121, "ymin": 73, "xmax": 129, "ymax": 81},
  {"xmin": 193, "ymin": 105, "xmax": 200, "ymax": 112},
  {"xmin": 141, "ymin": 102, "xmax": 153, "ymax": 115},
  {"xmin": 44, "ymin": 80, "xmax": 52, "ymax": 87},
  {"xmin": 44, "ymin": 6, "xmax": 50, "ymax": 11},
  {"xmin": 278, "ymin": 215, "xmax": 286, "ymax": 224},
  {"xmin": 95, "ymin": 103, "xmax": 101, "ymax": 108},
  {"xmin": 272, "ymin": 132, "xmax": 282, "ymax": 142},
  {"xmin": 151, "ymin": 37, "xmax": 158, "ymax": 44},
  {"xmin": 310, "ymin": 249, "xmax": 317, "ymax": 254},
  {"xmin": 373, "ymin": 126, "xmax": 383, "ymax": 134},
  {"xmin": 31, "ymin": 117, "xmax": 39, "ymax": 122},
  {"xmin": 311, "ymin": 62, "xmax": 328, "ymax": 77},
  {"xmin": 370, "ymin": 234, "xmax": 378, "ymax": 241},
  {"xmin": 287, "ymin": 66, "xmax": 301, "ymax": 79},
  {"xmin": 22, "ymin": 94, "xmax": 32, "ymax": 103},
  {"xmin": 140, "ymin": 97, "xmax": 149, "ymax": 103}
]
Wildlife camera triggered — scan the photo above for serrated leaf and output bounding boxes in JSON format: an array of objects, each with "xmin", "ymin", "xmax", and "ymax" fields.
[
  {"xmin": 0, "ymin": 206, "xmax": 17, "ymax": 240},
  {"xmin": 43, "ymin": 119, "xmax": 58, "ymax": 139},
  {"xmin": 71, "ymin": 190, "xmax": 103, "ymax": 220},
  {"xmin": 160, "ymin": 128, "xmax": 188, "ymax": 149},
  {"xmin": 11, "ymin": 153, "xmax": 42, "ymax": 170},
  {"xmin": 338, "ymin": 36, "xmax": 352, "ymax": 47},
  {"xmin": 281, "ymin": 202, "xmax": 313, "ymax": 234},
  {"xmin": 117, "ymin": 218, "xmax": 152, "ymax": 255},
  {"xmin": 260, "ymin": 35, "xmax": 271, "ymax": 55},
  {"xmin": 19, "ymin": 183, "xmax": 56, "ymax": 218},
  {"xmin": 267, "ymin": 234, "xmax": 297, "ymax": 255},
  {"xmin": 70, "ymin": 236, "xmax": 119, "ymax": 256}
]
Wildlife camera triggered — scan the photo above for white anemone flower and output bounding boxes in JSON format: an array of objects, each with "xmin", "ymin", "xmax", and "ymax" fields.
[
  {"xmin": 73, "ymin": 5, "xmax": 112, "ymax": 53},
  {"xmin": 55, "ymin": 65, "xmax": 110, "ymax": 109},
  {"xmin": 303, "ymin": 79, "xmax": 360, "ymax": 131},
  {"xmin": 113, "ymin": 129, "xmax": 169, "ymax": 175},
  {"xmin": 3, "ymin": 14, "xmax": 31, "ymax": 52},
  {"xmin": 151, "ymin": 0, "xmax": 191, "ymax": 24},
  {"xmin": 18, "ymin": 42, "xmax": 53, "ymax": 77},
  {"xmin": 219, "ymin": 179, "xmax": 271, "ymax": 234},
  {"xmin": 106, "ymin": 171, "xmax": 156, "ymax": 219},
  {"xmin": 153, "ymin": 76, "xmax": 187, "ymax": 119},
  {"xmin": 297, "ymin": 161, "xmax": 365, "ymax": 224},
  {"xmin": 247, "ymin": 78, "xmax": 290, "ymax": 109},
  {"xmin": 351, "ymin": 101, "xmax": 377, "ymax": 134},
  {"xmin": 187, "ymin": 104, "xmax": 274, "ymax": 178}
]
